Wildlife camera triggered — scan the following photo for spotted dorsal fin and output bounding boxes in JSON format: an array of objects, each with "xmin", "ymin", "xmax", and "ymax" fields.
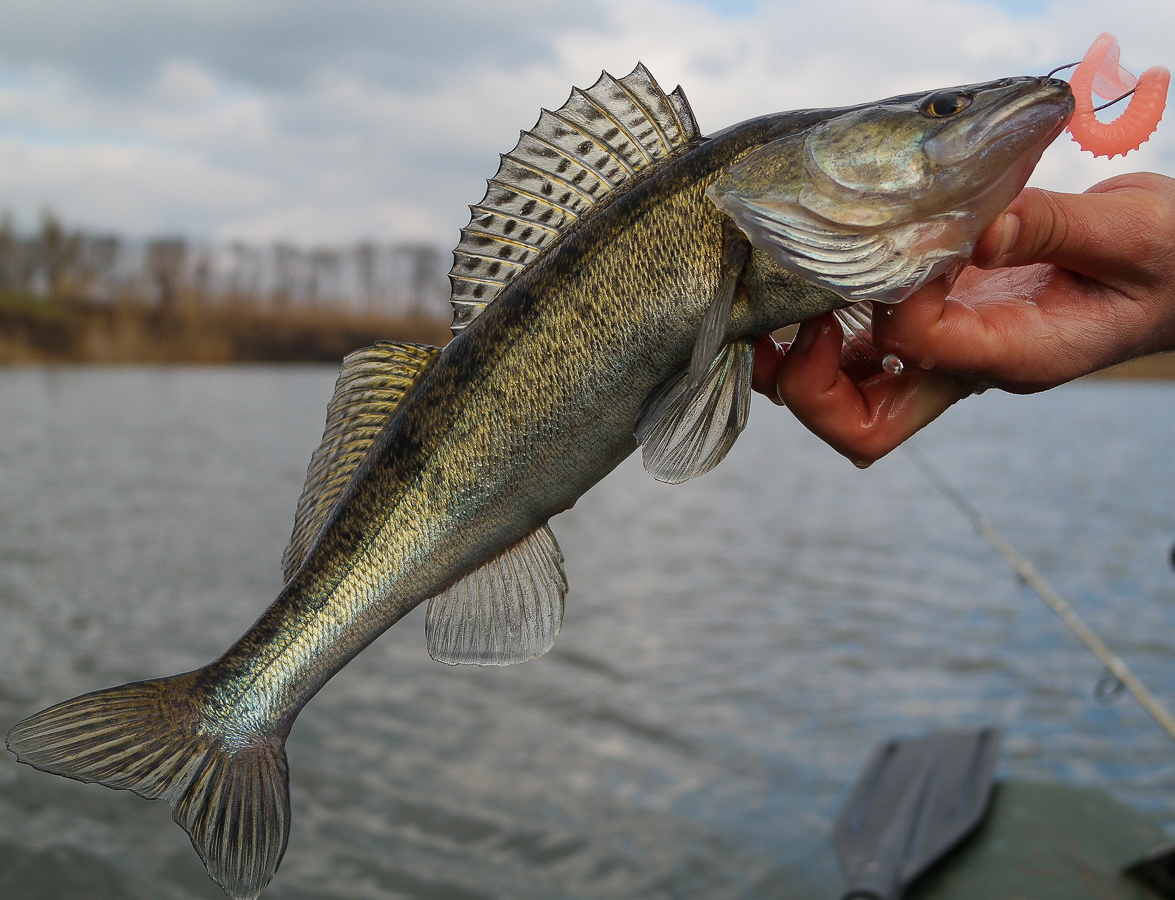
[
  {"xmin": 447, "ymin": 63, "xmax": 701, "ymax": 334},
  {"xmin": 282, "ymin": 341, "xmax": 441, "ymax": 582}
]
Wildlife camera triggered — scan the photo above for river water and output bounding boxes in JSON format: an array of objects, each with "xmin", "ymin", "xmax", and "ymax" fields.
[{"xmin": 0, "ymin": 366, "xmax": 1172, "ymax": 899}]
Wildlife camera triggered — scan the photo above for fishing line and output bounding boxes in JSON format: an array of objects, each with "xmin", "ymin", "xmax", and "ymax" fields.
[{"xmin": 901, "ymin": 443, "xmax": 1175, "ymax": 745}]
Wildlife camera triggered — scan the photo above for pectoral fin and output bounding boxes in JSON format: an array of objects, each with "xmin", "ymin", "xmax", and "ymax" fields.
[
  {"xmin": 833, "ymin": 302, "xmax": 884, "ymax": 382},
  {"xmin": 426, "ymin": 525, "xmax": 567, "ymax": 666},
  {"xmin": 688, "ymin": 224, "xmax": 751, "ymax": 389},
  {"xmin": 636, "ymin": 337, "xmax": 754, "ymax": 484}
]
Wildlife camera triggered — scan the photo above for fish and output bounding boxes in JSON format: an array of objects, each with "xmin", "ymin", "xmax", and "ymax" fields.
[{"xmin": 5, "ymin": 65, "xmax": 1073, "ymax": 900}]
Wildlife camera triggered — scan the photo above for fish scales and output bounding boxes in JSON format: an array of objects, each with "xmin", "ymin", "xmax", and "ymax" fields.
[
  {"xmin": 6, "ymin": 66, "xmax": 1073, "ymax": 900},
  {"xmin": 211, "ymin": 117, "xmax": 810, "ymax": 724}
]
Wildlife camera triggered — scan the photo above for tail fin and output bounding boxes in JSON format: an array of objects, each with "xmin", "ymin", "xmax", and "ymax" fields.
[{"xmin": 6, "ymin": 674, "xmax": 290, "ymax": 900}]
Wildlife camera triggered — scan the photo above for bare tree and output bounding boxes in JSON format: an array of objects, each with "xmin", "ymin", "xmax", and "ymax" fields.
[
  {"xmin": 146, "ymin": 238, "xmax": 188, "ymax": 309},
  {"xmin": 307, "ymin": 248, "xmax": 342, "ymax": 308},
  {"xmin": 77, "ymin": 234, "xmax": 120, "ymax": 302},
  {"xmin": 0, "ymin": 209, "xmax": 451, "ymax": 320},
  {"xmin": 190, "ymin": 246, "xmax": 215, "ymax": 307},
  {"xmin": 396, "ymin": 243, "xmax": 441, "ymax": 315},
  {"xmin": 0, "ymin": 213, "xmax": 21, "ymax": 292},
  {"xmin": 228, "ymin": 241, "xmax": 263, "ymax": 304},
  {"xmin": 272, "ymin": 242, "xmax": 301, "ymax": 309},
  {"xmin": 37, "ymin": 210, "xmax": 82, "ymax": 297},
  {"xmin": 355, "ymin": 242, "xmax": 377, "ymax": 312}
]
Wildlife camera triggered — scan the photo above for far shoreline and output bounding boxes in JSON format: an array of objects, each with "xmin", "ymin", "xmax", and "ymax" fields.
[
  {"xmin": 0, "ymin": 294, "xmax": 1171, "ymax": 378},
  {"xmin": 1085, "ymin": 353, "xmax": 1175, "ymax": 380},
  {"xmin": 0, "ymin": 293, "xmax": 450, "ymax": 365}
]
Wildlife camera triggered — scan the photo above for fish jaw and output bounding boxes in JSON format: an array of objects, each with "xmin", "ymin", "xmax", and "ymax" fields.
[{"xmin": 706, "ymin": 76, "xmax": 1074, "ymax": 304}]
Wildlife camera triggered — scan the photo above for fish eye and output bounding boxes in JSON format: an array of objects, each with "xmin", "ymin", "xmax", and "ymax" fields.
[{"xmin": 920, "ymin": 91, "xmax": 973, "ymax": 118}]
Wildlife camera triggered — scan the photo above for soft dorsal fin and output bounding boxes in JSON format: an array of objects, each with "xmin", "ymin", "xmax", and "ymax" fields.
[
  {"xmin": 447, "ymin": 63, "xmax": 701, "ymax": 334},
  {"xmin": 426, "ymin": 524, "xmax": 567, "ymax": 666},
  {"xmin": 282, "ymin": 341, "xmax": 441, "ymax": 582}
]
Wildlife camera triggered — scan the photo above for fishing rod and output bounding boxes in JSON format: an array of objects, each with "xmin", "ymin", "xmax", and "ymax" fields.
[{"xmin": 902, "ymin": 443, "xmax": 1175, "ymax": 746}]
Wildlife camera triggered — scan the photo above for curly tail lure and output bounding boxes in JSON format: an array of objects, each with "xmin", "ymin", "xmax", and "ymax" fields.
[{"xmin": 1067, "ymin": 33, "xmax": 1169, "ymax": 158}]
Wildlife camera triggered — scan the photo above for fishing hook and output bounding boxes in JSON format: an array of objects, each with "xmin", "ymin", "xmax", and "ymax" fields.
[
  {"xmin": 1047, "ymin": 60, "xmax": 1138, "ymax": 113},
  {"xmin": 1093, "ymin": 88, "xmax": 1138, "ymax": 113},
  {"xmin": 1052, "ymin": 59, "xmax": 1132, "ymax": 112}
]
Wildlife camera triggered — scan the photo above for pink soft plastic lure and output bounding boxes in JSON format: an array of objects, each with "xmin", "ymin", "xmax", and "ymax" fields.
[{"xmin": 1067, "ymin": 33, "xmax": 1169, "ymax": 158}]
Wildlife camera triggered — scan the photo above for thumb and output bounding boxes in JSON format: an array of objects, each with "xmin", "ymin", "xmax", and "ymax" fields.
[{"xmin": 971, "ymin": 181, "xmax": 1163, "ymax": 285}]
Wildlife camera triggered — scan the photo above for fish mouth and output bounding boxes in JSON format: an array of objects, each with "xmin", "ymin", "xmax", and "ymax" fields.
[{"xmin": 925, "ymin": 77, "xmax": 1074, "ymax": 167}]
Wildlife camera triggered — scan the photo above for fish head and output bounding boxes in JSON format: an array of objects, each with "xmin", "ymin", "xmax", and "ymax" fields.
[{"xmin": 707, "ymin": 76, "xmax": 1074, "ymax": 304}]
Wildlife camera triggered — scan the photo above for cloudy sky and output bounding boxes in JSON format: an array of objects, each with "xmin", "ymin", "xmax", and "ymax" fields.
[{"xmin": 0, "ymin": 0, "xmax": 1171, "ymax": 247}]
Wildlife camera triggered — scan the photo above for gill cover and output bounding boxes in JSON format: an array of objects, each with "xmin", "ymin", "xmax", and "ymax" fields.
[{"xmin": 706, "ymin": 77, "xmax": 1074, "ymax": 305}]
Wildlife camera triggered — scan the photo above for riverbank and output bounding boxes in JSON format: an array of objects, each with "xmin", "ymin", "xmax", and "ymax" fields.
[
  {"xmin": 1, "ymin": 292, "xmax": 1172, "ymax": 375},
  {"xmin": 0, "ymin": 292, "xmax": 450, "ymax": 363},
  {"xmin": 1089, "ymin": 352, "xmax": 1175, "ymax": 380}
]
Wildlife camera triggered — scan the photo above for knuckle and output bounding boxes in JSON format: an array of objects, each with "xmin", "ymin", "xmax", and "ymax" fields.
[{"xmin": 1027, "ymin": 189, "xmax": 1070, "ymax": 258}]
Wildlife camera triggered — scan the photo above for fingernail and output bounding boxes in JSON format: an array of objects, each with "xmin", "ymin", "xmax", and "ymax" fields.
[{"xmin": 792, "ymin": 321, "xmax": 818, "ymax": 353}]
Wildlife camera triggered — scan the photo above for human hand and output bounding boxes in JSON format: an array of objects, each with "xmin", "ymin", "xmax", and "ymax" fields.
[{"xmin": 752, "ymin": 172, "xmax": 1175, "ymax": 466}]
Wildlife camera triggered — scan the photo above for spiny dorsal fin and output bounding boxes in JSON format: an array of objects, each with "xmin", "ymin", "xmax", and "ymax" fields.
[
  {"xmin": 282, "ymin": 341, "xmax": 441, "ymax": 582},
  {"xmin": 448, "ymin": 63, "xmax": 701, "ymax": 335},
  {"xmin": 426, "ymin": 524, "xmax": 567, "ymax": 666}
]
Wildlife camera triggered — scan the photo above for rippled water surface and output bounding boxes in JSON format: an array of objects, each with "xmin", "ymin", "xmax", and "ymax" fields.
[{"xmin": 1, "ymin": 367, "xmax": 1173, "ymax": 899}]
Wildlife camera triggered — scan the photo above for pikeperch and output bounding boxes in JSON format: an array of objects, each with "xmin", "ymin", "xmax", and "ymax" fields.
[{"xmin": 6, "ymin": 66, "xmax": 1073, "ymax": 899}]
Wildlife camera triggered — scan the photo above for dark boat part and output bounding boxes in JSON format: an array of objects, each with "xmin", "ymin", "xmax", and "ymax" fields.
[
  {"xmin": 1125, "ymin": 842, "xmax": 1175, "ymax": 899},
  {"xmin": 832, "ymin": 727, "xmax": 1001, "ymax": 900}
]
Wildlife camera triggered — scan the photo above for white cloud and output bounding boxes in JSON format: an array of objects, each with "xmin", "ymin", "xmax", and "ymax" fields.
[
  {"xmin": 151, "ymin": 62, "xmax": 220, "ymax": 107},
  {"xmin": 0, "ymin": 137, "xmax": 274, "ymax": 236},
  {"xmin": 0, "ymin": 0, "xmax": 1169, "ymax": 246}
]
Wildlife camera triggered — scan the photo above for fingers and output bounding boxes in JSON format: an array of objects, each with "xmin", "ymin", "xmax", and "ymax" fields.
[
  {"xmin": 753, "ymin": 174, "xmax": 1175, "ymax": 459},
  {"xmin": 772, "ymin": 312, "xmax": 970, "ymax": 466},
  {"xmin": 973, "ymin": 178, "xmax": 1175, "ymax": 288},
  {"xmin": 869, "ymin": 179, "xmax": 1167, "ymax": 387},
  {"xmin": 751, "ymin": 333, "xmax": 786, "ymax": 404},
  {"xmin": 868, "ymin": 271, "xmax": 986, "ymax": 374}
]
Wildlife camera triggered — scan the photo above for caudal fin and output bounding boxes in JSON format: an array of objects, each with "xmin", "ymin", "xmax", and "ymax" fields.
[{"xmin": 6, "ymin": 674, "xmax": 290, "ymax": 900}]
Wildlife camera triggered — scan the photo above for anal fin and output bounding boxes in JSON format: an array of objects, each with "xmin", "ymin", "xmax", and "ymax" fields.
[{"xmin": 426, "ymin": 525, "xmax": 567, "ymax": 666}]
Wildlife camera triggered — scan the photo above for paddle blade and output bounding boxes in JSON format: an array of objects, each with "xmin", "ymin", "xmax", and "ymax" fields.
[{"xmin": 832, "ymin": 727, "xmax": 1001, "ymax": 900}]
